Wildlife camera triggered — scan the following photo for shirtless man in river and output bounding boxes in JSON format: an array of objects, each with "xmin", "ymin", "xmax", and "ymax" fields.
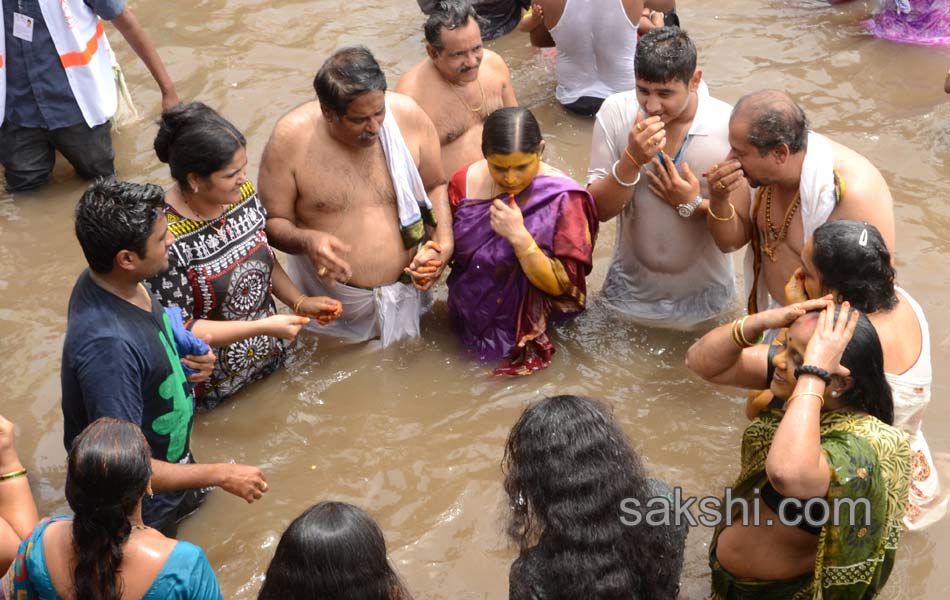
[
  {"xmin": 259, "ymin": 46, "xmax": 453, "ymax": 346},
  {"xmin": 705, "ymin": 90, "xmax": 895, "ymax": 312},
  {"xmin": 397, "ymin": 0, "xmax": 517, "ymax": 178}
]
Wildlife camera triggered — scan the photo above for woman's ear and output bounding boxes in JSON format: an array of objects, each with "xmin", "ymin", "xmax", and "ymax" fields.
[
  {"xmin": 537, "ymin": 140, "xmax": 546, "ymax": 156},
  {"xmin": 186, "ymin": 172, "xmax": 201, "ymax": 194},
  {"xmin": 829, "ymin": 374, "xmax": 854, "ymax": 397}
]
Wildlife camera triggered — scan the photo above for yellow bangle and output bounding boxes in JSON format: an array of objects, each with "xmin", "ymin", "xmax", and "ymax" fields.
[
  {"xmin": 0, "ymin": 468, "xmax": 27, "ymax": 482},
  {"xmin": 292, "ymin": 294, "xmax": 306, "ymax": 314},
  {"xmin": 785, "ymin": 392, "xmax": 825, "ymax": 409},
  {"xmin": 708, "ymin": 201, "xmax": 736, "ymax": 221},
  {"xmin": 516, "ymin": 240, "xmax": 540, "ymax": 258}
]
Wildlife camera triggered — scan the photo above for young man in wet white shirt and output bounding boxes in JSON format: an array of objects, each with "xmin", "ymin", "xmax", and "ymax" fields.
[{"xmin": 587, "ymin": 27, "xmax": 749, "ymax": 328}]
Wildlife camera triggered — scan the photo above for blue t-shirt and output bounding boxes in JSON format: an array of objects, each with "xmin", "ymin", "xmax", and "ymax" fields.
[
  {"xmin": 61, "ymin": 270, "xmax": 196, "ymax": 523},
  {"xmin": 2, "ymin": 0, "xmax": 125, "ymax": 128},
  {"xmin": 8, "ymin": 515, "xmax": 222, "ymax": 600}
]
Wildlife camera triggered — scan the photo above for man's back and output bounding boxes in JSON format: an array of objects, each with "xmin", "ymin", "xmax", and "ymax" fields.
[{"xmin": 543, "ymin": 0, "xmax": 641, "ymax": 104}]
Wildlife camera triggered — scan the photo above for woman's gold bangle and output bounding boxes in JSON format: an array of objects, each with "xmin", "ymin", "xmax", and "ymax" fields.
[
  {"xmin": 785, "ymin": 392, "xmax": 825, "ymax": 409},
  {"xmin": 0, "ymin": 468, "xmax": 27, "ymax": 482},
  {"xmin": 292, "ymin": 294, "xmax": 306, "ymax": 314},
  {"xmin": 708, "ymin": 201, "xmax": 736, "ymax": 222}
]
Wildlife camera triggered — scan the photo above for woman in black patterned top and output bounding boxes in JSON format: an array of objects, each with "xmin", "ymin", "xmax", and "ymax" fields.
[{"xmin": 146, "ymin": 102, "xmax": 342, "ymax": 410}]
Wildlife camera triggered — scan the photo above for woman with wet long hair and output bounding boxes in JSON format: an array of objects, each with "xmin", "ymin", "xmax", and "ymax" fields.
[
  {"xmin": 447, "ymin": 107, "xmax": 598, "ymax": 375},
  {"xmin": 686, "ymin": 302, "xmax": 911, "ymax": 598},
  {"xmin": 1, "ymin": 417, "xmax": 221, "ymax": 599},
  {"xmin": 503, "ymin": 395, "xmax": 686, "ymax": 600},
  {"xmin": 258, "ymin": 501, "xmax": 412, "ymax": 600}
]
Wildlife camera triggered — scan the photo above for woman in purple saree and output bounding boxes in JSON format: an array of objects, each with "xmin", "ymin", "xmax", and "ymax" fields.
[
  {"xmin": 831, "ymin": 0, "xmax": 950, "ymax": 46},
  {"xmin": 447, "ymin": 108, "xmax": 598, "ymax": 375}
]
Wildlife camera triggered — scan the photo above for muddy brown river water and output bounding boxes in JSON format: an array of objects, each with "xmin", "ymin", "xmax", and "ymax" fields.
[{"xmin": 1, "ymin": 0, "xmax": 949, "ymax": 598}]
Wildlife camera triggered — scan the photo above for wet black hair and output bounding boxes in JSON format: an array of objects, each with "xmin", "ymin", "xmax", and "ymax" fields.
[
  {"xmin": 154, "ymin": 101, "xmax": 246, "ymax": 190},
  {"xmin": 811, "ymin": 220, "xmax": 897, "ymax": 313},
  {"xmin": 732, "ymin": 89, "xmax": 809, "ymax": 155},
  {"xmin": 503, "ymin": 395, "xmax": 683, "ymax": 600},
  {"xmin": 799, "ymin": 307, "xmax": 893, "ymax": 425},
  {"xmin": 313, "ymin": 46, "xmax": 388, "ymax": 116},
  {"xmin": 481, "ymin": 107, "xmax": 543, "ymax": 156},
  {"xmin": 634, "ymin": 27, "xmax": 697, "ymax": 85},
  {"xmin": 424, "ymin": 0, "xmax": 486, "ymax": 51},
  {"xmin": 258, "ymin": 501, "xmax": 413, "ymax": 600},
  {"xmin": 74, "ymin": 179, "xmax": 165, "ymax": 273},
  {"xmin": 65, "ymin": 418, "xmax": 152, "ymax": 600}
]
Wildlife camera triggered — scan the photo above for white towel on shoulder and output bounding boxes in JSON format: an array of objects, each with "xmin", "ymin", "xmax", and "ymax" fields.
[
  {"xmin": 379, "ymin": 99, "xmax": 435, "ymax": 247},
  {"xmin": 798, "ymin": 131, "xmax": 840, "ymax": 243}
]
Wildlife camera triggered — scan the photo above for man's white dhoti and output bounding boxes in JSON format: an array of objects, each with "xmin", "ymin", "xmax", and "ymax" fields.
[{"xmin": 286, "ymin": 254, "xmax": 426, "ymax": 347}]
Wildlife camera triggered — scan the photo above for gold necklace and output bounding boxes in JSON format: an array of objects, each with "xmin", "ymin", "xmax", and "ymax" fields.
[
  {"xmin": 451, "ymin": 78, "xmax": 485, "ymax": 113},
  {"xmin": 762, "ymin": 186, "xmax": 801, "ymax": 262},
  {"xmin": 182, "ymin": 192, "xmax": 228, "ymax": 236}
]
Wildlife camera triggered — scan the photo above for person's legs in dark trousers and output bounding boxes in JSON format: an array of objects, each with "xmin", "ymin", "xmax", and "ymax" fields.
[
  {"xmin": 0, "ymin": 120, "xmax": 57, "ymax": 192},
  {"xmin": 560, "ymin": 96, "xmax": 606, "ymax": 117},
  {"xmin": 149, "ymin": 487, "xmax": 209, "ymax": 538},
  {"xmin": 49, "ymin": 121, "xmax": 115, "ymax": 181}
]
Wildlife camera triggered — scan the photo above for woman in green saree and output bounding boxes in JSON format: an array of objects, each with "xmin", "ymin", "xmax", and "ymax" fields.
[{"xmin": 686, "ymin": 301, "xmax": 911, "ymax": 599}]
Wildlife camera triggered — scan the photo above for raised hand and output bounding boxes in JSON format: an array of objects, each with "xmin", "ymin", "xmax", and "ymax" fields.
[
  {"xmin": 705, "ymin": 159, "xmax": 745, "ymax": 202},
  {"xmin": 490, "ymin": 196, "xmax": 529, "ymax": 246},
  {"xmin": 748, "ymin": 297, "xmax": 834, "ymax": 333},
  {"xmin": 802, "ymin": 302, "xmax": 859, "ymax": 376},
  {"xmin": 646, "ymin": 157, "xmax": 700, "ymax": 210},
  {"xmin": 625, "ymin": 112, "xmax": 666, "ymax": 168},
  {"xmin": 784, "ymin": 268, "xmax": 809, "ymax": 305}
]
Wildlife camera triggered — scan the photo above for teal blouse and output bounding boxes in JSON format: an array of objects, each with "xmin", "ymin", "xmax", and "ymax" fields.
[{"xmin": 3, "ymin": 516, "xmax": 222, "ymax": 600}]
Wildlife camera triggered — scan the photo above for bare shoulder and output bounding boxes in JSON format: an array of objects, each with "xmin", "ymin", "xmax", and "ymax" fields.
[
  {"xmin": 829, "ymin": 137, "xmax": 889, "ymax": 198},
  {"xmin": 482, "ymin": 49, "xmax": 511, "ymax": 73},
  {"xmin": 395, "ymin": 59, "xmax": 429, "ymax": 93},
  {"xmin": 387, "ymin": 91, "xmax": 434, "ymax": 132},
  {"xmin": 267, "ymin": 102, "xmax": 320, "ymax": 148}
]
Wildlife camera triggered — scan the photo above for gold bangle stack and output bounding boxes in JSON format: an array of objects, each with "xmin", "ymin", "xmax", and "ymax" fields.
[
  {"xmin": 730, "ymin": 316, "xmax": 763, "ymax": 349},
  {"xmin": 292, "ymin": 294, "xmax": 306, "ymax": 314},
  {"xmin": 0, "ymin": 468, "xmax": 27, "ymax": 482}
]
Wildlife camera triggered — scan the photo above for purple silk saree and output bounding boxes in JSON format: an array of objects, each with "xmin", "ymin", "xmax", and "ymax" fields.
[{"xmin": 447, "ymin": 167, "xmax": 598, "ymax": 375}]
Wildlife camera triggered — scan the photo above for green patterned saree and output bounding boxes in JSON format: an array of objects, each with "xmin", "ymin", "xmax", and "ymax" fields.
[{"xmin": 710, "ymin": 410, "xmax": 911, "ymax": 599}]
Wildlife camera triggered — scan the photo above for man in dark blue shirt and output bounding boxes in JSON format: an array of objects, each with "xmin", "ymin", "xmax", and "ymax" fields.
[
  {"xmin": 0, "ymin": 0, "xmax": 178, "ymax": 192},
  {"xmin": 62, "ymin": 179, "xmax": 269, "ymax": 537}
]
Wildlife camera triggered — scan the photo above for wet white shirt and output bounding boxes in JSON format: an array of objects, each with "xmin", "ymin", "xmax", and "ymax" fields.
[{"xmin": 587, "ymin": 82, "xmax": 737, "ymax": 328}]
